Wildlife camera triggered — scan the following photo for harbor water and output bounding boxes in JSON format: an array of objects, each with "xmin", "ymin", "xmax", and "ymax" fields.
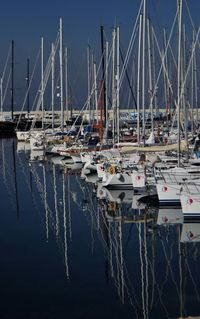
[{"xmin": 0, "ymin": 137, "xmax": 200, "ymax": 319}]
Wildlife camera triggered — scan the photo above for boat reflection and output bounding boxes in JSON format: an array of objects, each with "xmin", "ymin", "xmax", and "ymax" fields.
[
  {"xmin": 181, "ymin": 222, "xmax": 200, "ymax": 243},
  {"xmin": 157, "ymin": 207, "xmax": 183, "ymax": 225},
  {"xmin": 3, "ymin": 140, "xmax": 200, "ymax": 319}
]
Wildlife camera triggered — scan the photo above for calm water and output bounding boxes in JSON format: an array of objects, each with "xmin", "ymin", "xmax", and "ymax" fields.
[{"xmin": 0, "ymin": 137, "xmax": 200, "ymax": 319}]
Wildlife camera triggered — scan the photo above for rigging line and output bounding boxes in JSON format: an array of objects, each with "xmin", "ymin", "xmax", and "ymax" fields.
[
  {"xmin": 118, "ymin": 0, "xmax": 144, "ymax": 90},
  {"xmin": 74, "ymin": 36, "xmax": 115, "ymax": 139},
  {"xmin": 184, "ymin": 0, "xmax": 200, "ymax": 51},
  {"xmin": 16, "ymin": 48, "xmax": 40, "ymax": 128},
  {"xmin": 172, "ymin": 25, "xmax": 200, "ymax": 134},
  {"xmin": 151, "ymin": 20, "xmax": 177, "ymax": 103},
  {"xmin": 119, "ymin": 47, "xmax": 137, "ymax": 110},
  {"xmin": 2, "ymin": 70, "xmax": 11, "ymax": 106},
  {"xmin": 31, "ymin": 34, "xmax": 60, "ymax": 129},
  {"xmin": 0, "ymin": 43, "xmax": 12, "ymax": 81},
  {"xmin": 145, "ymin": 8, "xmax": 178, "ymax": 119}
]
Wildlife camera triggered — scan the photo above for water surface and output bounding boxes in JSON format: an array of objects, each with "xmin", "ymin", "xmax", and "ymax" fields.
[{"xmin": 0, "ymin": 138, "xmax": 200, "ymax": 319}]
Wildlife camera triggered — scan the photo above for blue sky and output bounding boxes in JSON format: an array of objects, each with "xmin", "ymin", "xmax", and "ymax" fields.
[{"xmin": 0, "ymin": 0, "xmax": 199, "ymax": 111}]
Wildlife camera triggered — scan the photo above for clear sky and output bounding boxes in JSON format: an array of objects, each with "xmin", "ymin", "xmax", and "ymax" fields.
[{"xmin": 0, "ymin": 0, "xmax": 199, "ymax": 112}]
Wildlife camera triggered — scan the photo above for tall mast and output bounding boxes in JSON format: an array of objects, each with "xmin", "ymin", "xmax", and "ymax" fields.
[
  {"xmin": 59, "ymin": 17, "xmax": 64, "ymax": 130},
  {"xmin": 137, "ymin": 15, "xmax": 142, "ymax": 144},
  {"xmin": 151, "ymin": 25, "xmax": 157, "ymax": 115},
  {"xmin": 65, "ymin": 47, "xmax": 68, "ymax": 122},
  {"xmin": 177, "ymin": 0, "xmax": 183, "ymax": 166},
  {"xmin": 142, "ymin": 0, "xmax": 146, "ymax": 145},
  {"xmin": 26, "ymin": 58, "xmax": 30, "ymax": 118},
  {"xmin": 194, "ymin": 33, "xmax": 198, "ymax": 124},
  {"xmin": 41, "ymin": 37, "xmax": 44, "ymax": 130},
  {"xmin": 11, "ymin": 39, "xmax": 14, "ymax": 120},
  {"xmin": 182, "ymin": 24, "xmax": 188, "ymax": 146},
  {"xmin": 147, "ymin": 18, "xmax": 153, "ymax": 133},
  {"xmin": 105, "ymin": 40, "xmax": 109, "ymax": 125},
  {"xmin": 116, "ymin": 26, "xmax": 120, "ymax": 144},
  {"xmin": 87, "ymin": 45, "xmax": 91, "ymax": 124},
  {"xmin": 93, "ymin": 62, "xmax": 98, "ymax": 125},
  {"xmin": 51, "ymin": 43, "xmax": 55, "ymax": 130},
  {"xmin": 100, "ymin": 25, "xmax": 107, "ymax": 126},
  {"xmin": 190, "ymin": 30, "xmax": 195, "ymax": 132},
  {"xmin": 112, "ymin": 28, "xmax": 116, "ymax": 144}
]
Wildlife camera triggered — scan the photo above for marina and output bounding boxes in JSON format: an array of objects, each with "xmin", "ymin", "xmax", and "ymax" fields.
[{"xmin": 1, "ymin": 0, "xmax": 200, "ymax": 318}]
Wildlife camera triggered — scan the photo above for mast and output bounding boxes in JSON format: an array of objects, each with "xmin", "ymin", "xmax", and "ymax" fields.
[
  {"xmin": 11, "ymin": 40, "xmax": 14, "ymax": 120},
  {"xmin": 142, "ymin": 0, "xmax": 147, "ymax": 146},
  {"xmin": 164, "ymin": 28, "xmax": 171, "ymax": 133},
  {"xmin": 177, "ymin": 0, "xmax": 183, "ymax": 166},
  {"xmin": 26, "ymin": 58, "xmax": 30, "ymax": 118},
  {"xmin": 87, "ymin": 45, "xmax": 91, "ymax": 125},
  {"xmin": 151, "ymin": 25, "xmax": 158, "ymax": 115},
  {"xmin": 59, "ymin": 17, "xmax": 64, "ymax": 130},
  {"xmin": 137, "ymin": 15, "xmax": 142, "ymax": 144},
  {"xmin": 191, "ymin": 30, "xmax": 195, "ymax": 132},
  {"xmin": 182, "ymin": 24, "xmax": 188, "ymax": 146},
  {"xmin": 105, "ymin": 40, "xmax": 109, "ymax": 125},
  {"xmin": 41, "ymin": 37, "xmax": 44, "ymax": 130},
  {"xmin": 116, "ymin": 26, "xmax": 120, "ymax": 144},
  {"xmin": 100, "ymin": 25, "xmax": 107, "ymax": 126},
  {"xmin": 93, "ymin": 62, "xmax": 98, "ymax": 125},
  {"xmin": 163, "ymin": 29, "xmax": 168, "ymax": 119},
  {"xmin": 112, "ymin": 28, "xmax": 116, "ymax": 145},
  {"xmin": 147, "ymin": 18, "xmax": 153, "ymax": 134},
  {"xmin": 51, "ymin": 43, "xmax": 55, "ymax": 130},
  {"xmin": 65, "ymin": 47, "xmax": 68, "ymax": 122},
  {"xmin": 194, "ymin": 34, "xmax": 198, "ymax": 124}
]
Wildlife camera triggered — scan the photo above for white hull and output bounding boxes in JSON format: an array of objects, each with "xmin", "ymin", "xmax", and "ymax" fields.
[
  {"xmin": 102, "ymin": 171, "xmax": 133, "ymax": 189},
  {"xmin": 131, "ymin": 170, "xmax": 146, "ymax": 190},
  {"xmin": 96, "ymin": 163, "xmax": 107, "ymax": 180},
  {"xmin": 156, "ymin": 182, "xmax": 181, "ymax": 205},
  {"xmin": 16, "ymin": 130, "xmax": 30, "ymax": 141},
  {"xmin": 180, "ymin": 193, "xmax": 200, "ymax": 218},
  {"xmin": 71, "ymin": 155, "xmax": 82, "ymax": 163}
]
